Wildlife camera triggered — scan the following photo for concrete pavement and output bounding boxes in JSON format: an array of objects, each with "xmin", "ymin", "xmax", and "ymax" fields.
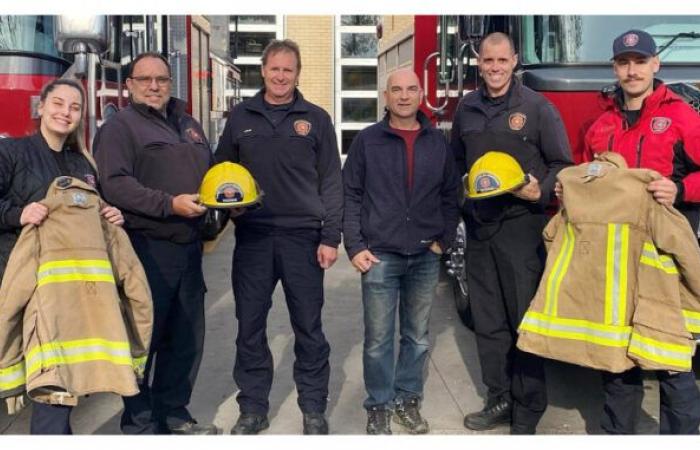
[{"xmin": 0, "ymin": 225, "xmax": 690, "ymax": 434}]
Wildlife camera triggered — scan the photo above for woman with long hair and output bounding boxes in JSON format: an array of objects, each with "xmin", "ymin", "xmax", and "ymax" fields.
[{"xmin": 0, "ymin": 78, "xmax": 130, "ymax": 433}]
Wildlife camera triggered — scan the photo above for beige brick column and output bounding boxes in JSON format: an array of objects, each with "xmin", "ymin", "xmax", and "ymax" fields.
[{"xmin": 285, "ymin": 16, "xmax": 334, "ymax": 117}]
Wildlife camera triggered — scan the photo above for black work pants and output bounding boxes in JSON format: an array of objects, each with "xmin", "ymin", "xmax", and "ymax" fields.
[
  {"xmin": 602, "ymin": 367, "xmax": 700, "ymax": 434},
  {"xmin": 120, "ymin": 232, "xmax": 206, "ymax": 434},
  {"xmin": 30, "ymin": 402, "xmax": 73, "ymax": 435},
  {"xmin": 466, "ymin": 212, "xmax": 548, "ymax": 431},
  {"xmin": 232, "ymin": 227, "xmax": 330, "ymax": 415}
]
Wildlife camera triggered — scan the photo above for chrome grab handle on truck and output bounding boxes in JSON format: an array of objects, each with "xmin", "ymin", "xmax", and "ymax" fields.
[{"xmin": 423, "ymin": 51, "xmax": 449, "ymax": 113}]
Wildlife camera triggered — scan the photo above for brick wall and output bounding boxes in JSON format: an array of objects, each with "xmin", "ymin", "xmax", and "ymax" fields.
[
  {"xmin": 379, "ymin": 15, "xmax": 414, "ymax": 53},
  {"xmin": 285, "ymin": 16, "xmax": 334, "ymax": 117}
]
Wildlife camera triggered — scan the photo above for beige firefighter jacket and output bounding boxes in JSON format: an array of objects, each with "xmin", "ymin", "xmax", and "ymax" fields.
[
  {"xmin": 0, "ymin": 177, "xmax": 152, "ymax": 405},
  {"xmin": 517, "ymin": 152, "xmax": 700, "ymax": 373}
]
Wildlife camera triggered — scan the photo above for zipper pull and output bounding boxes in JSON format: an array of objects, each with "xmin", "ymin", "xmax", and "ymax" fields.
[{"xmin": 635, "ymin": 136, "xmax": 645, "ymax": 168}]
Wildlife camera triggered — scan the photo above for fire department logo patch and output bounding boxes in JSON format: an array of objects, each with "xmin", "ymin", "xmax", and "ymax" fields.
[
  {"xmin": 216, "ymin": 183, "xmax": 243, "ymax": 204},
  {"xmin": 650, "ymin": 117, "xmax": 672, "ymax": 134},
  {"xmin": 474, "ymin": 173, "xmax": 501, "ymax": 194},
  {"xmin": 294, "ymin": 120, "xmax": 312, "ymax": 136},
  {"xmin": 508, "ymin": 112, "xmax": 527, "ymax": 131},
  {"xmin": 623, "ymin": 33, "xmax": 639, "ymax": 47},
  {"xmin": 185, "ymin": 127, "xmax": 204, "ymax": 144},
  {"xmin": 84, "ymin": 174, "xmax": 96, "ymax": 188}
]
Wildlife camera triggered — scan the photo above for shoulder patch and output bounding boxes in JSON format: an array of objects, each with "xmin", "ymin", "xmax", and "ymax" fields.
[
  {"xmin": 56, "ymin": 176, "xmax": 72, "ymax": 188},
  {"xmin": 185, "ymin": 127, "xmax": 205, "ymax": 144}
]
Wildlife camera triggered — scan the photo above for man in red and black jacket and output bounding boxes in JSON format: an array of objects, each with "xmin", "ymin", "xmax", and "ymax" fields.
[{"xmin": 583, "ymin": 29, "xmax": 700, "ymax": 435}]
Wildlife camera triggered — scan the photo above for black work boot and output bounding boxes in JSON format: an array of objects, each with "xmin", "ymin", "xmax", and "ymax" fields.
[
  {"xmin": 366, "ymin": 406, "xmax": 392, "ymax": 435},
  {"xmin": 393, "ymin": 398, "xmax": 429, "ymax": 434},
  {"xmin": 303, "ymin": 412, "xmax": 329, "ymax": 435},
  {"xmin": 463, "ymin": 398, "xmax": 512, "ymax": 431},
  {"xmin": 166, "ymin": 419, "xmax": 219, "ymax": 435},
  {"xmin": 230, "ymin": 413, "xmax": 270, "ymax": 435}
]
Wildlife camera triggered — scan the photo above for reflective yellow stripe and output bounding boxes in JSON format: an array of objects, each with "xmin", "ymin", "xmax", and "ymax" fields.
[
  {"xmin": 628, "ymin": 332, "xmax": 692, "ymax": 370},
  {"xmin": 544, "ymin": 222, "xmax": 575, "ymax": 316},
  {"xmin": 682, "ymin": 309, "xmax": 700, "ymax": 333},
  {"xmin": 133, "ymin": 355, "xmax": 147, "ymax": 377},
  {"xmin": 0, "ymin": 361, "xmax": 25, "ymax": 391},
  {"xmin": 38, "ymin": 259, "xmax": 113, "ymax": 271},
  {"xmin": 605, "ymin": 224, "xmax": 629, "ymax": 326},
  {"xmin": 25, "ymin": 338, "xmax": 133, "ymax": 377},
  {"xmin": 640, "ymin": 242, "xmax": 679, "ymax": 275},
  {"xmin": 520, "ymin": 311, "xmax": 631, "ymax": 347},
  {"xmin": 37, "ymin": 259, "xmax": 114, "ymax": 287}
]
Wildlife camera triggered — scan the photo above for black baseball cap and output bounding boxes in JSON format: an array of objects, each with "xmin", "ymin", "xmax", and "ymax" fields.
[{"xmin": 612, "ymin": 29, "xmax": 657, "ymax": 60}]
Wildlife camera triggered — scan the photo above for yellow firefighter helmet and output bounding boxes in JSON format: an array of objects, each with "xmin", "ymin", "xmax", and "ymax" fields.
[
  {"xmin": 199, "ymin": 162, "xmax": 263, "ymax": 208},
  {"xmin": 466, "ymin": 151, "xmax": 529, "ymax": 199}
]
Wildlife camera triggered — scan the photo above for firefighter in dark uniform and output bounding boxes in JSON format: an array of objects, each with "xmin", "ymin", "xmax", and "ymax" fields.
[
  {"xmin": 94, "ymin": 53, "xmax": 217, "ymax": 435},
  {"xmin": 450, "ymin": 32, "xmax": 573, "ymax": 434},
  {"xmin": 215, "ymin": 39, "xmax": 343, "ymax": 435}
]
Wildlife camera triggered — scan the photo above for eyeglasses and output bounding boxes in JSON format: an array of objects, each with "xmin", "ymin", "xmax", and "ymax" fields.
[{"xmin": 130, "ymin": 76, "xmax": 172, "ymax": 86}]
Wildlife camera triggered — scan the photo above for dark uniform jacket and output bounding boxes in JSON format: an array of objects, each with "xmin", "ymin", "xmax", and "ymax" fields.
[
  {"xmin": 343, "ymin": 111, "xmax": 461, "ymax": 259},
  {"xmin": 0, "ymin": 133, "xmax": 96, "ymax": 278},
  {"xmin": 215, "ymin": 89, "xmax": 343, "ymax": 248},
  {"xmin": 94, "ymin": 98, "xmax": 212, "ymax": 244},
  {"xmin": 584, "ymin": 81, "xmax": 700, "ymax": 231},
  {"xmin": 450, "ymin": 79, "xmax": 573, "ymax": 232}
]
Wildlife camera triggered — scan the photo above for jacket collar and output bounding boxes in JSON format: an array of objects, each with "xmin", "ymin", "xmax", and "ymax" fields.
[
  {"xmin": 462, "ymin": 76, "xmax": 523, "ymax": 110},
  {"xmin": 30, "ymin": 130, "xmax": 77, "ymax": 154},
  {"xmin": 130, "ymin": 97, "xmax": 187, "ymax": 119},
  {"xmin": 378, "ymin": 109, "xmax": 432, "ymax": 135},
  {"xmin": 603, "ymin": 79, "xmax": 675, "ymax": 114},
  {"xmin": 244, "ymin": 88, "xmax": 310, "ymax": 115}
]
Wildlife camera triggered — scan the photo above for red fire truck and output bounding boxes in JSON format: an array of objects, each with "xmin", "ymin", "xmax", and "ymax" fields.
[
  {"xmin": 378, "ymin": 15, "xmax": 700, "ymax": 327},
  {"xmin": 0, "ymin": 15, "xmax": 241, "ymax": 149}
]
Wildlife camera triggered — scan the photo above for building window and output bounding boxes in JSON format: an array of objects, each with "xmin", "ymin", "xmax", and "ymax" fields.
[
  {"xmin": 341, "ymin": 130, "xmax": 360, "ymax": 155},
  {"xmin": 238, "ymin": 64, "xmax": 263, "ymax": 90},
  {"xmin": 231, "ymin": 31, "xmax": 277, "ymax": 58},
  {"xmin": 229, "ymin": 14, "xmax": 283, "ymax": 99},
  {"xmin": 342, "ymin": 66, "xmax": 377, "ymax": 91},
  {"xmin": 232, "ymin": 15, "xmax": 276, "ymax": 25},
  {"xmin": 340, "ymin": 15, "xmax": 379, "ymax": 26},
  {"xmin": 341, "ymin": 33, "xmax": 378, "ymax": 59},
  {"xmin": 341, "ymin": 98, "xmax": 377, "ymax": 122},
  {"xmin": 335, "ymin": 15, "xmax": 379, "ymax": 159}
]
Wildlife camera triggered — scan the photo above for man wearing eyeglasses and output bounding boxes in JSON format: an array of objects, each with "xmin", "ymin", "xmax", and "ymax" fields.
[
  {"xmin": 93, "ymin": 52, "xmax": 217, "ymax": 435},
  {"xmin": 343, "ymin": 69, "xmax": 461, "ymax": 434}
]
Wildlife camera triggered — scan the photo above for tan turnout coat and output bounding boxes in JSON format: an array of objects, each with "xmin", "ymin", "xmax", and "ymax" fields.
[
  {"xmin": 0, "ymin": 177, "xmax": 152, "ymax": 405},
  {"xmin": 517, "ymin": 153, "xmax": 700, "ymax": 373}
]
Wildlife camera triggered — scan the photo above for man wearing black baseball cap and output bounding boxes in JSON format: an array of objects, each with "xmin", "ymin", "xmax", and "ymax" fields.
[{"xmin": 581, "ymin": 29, "xmax": 700, "ymax": 435}]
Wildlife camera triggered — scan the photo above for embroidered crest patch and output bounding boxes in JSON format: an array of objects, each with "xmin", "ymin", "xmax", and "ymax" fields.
[
  {"xmin": 650, "ymin": 117, "xmax": 671, "ymax": 134},
  {"xmin": 623, "ymin": 33, "xmax": 639, "ymax": 47},
  {"xmin": 294, "ymin": 120, "xmax": 312, "ymax": 136},
  {"xmin": 216, "ymin": 183, "xmax": 244, "ymax": 204},
  {"xmin": 508, "ymin": 112, "xmax": 527, "ymax": 131},
  {"xmin": 185, "ymin": 127, "xmax": 204, "ymax": 144},
  {"xmin": 474, "ymin": 173, "xmax": 501, "ymax": 194}
]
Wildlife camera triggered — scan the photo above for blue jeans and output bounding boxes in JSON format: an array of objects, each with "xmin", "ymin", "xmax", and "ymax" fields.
[{"xmin": 362, "ymin": 250, "xmax": 441, "ymax": 409}]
